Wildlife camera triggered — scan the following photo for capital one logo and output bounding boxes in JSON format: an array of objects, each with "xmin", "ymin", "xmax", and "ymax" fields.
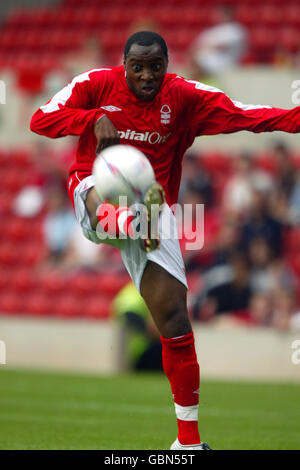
[
  {"xmin": 0, "ymin": 340, "xmax": 6, "ymax": 364},
  {"xmin": 118, "ymin": 129, "xmax": 171, "ymax": 145}
]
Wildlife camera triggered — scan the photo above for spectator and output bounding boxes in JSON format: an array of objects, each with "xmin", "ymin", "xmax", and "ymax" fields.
[
  {"xmin": 222, "ymin": 152, "xmax": 273, "ymax": 220},
  {"xmin": 239, "ymin": 187, "xmax": 284, "ymax": 257},
  {"xmin": 43, "ymin": 185, "xmax": 77, "ymax": 266},
  {"xmin": 194, "ymin": 251, "xmax": 252, "ymax": 320},
  {"xmin": 112, "ymin": 282, "xmax": 162, "ymax": 371},
  {"xmin": 189, "ymin": 6, "xmax": 248, "ymax": 78}
]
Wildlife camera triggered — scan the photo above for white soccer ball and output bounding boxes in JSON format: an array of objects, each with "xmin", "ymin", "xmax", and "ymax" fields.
[{"xmin": 93, "ymin": 145, "xmax": 156, "ymax": 206}]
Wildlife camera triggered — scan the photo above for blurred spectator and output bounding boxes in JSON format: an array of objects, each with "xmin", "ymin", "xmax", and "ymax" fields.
[
  {"xmin": 268, "ymin": 141, "xmax": 300, "ymax": 225},
  {"xmin": 189, "ymin": 6, "xmax": 248, "ymax": 78},
  {"xmin": 112, "ymin": 282, "xmax": 162, "ymax": 371},
  {"xmin": 194, "ymin": 251, "xmax": 252, "ymax": 320},
  {"xmin": 43, "ymin": 185, "xmax": 77, "ymax": 266},
  {"xmin": 239, "ymin": 187, "xmax": 284, "ymax": 258},
  {"xmin": 222, "ymin": 152, "xmax": 273, "ymax": 219},
  {"xmin": 247, "ymin": 236, "xmax": 277, "ymax": 293},
  {"xmin": 248, "ymin": 292, "xmax": 272, "ymax": 326},
  {"xmin": 179, "ymin": 152, "xmax": 213, "ymax": 206}
]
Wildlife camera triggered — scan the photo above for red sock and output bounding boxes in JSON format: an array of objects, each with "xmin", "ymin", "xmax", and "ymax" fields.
[
  {"xmin": 96, "ymin": 202, "xmax": 135, "ymax": 237},
  {"xmin": 160, "ymin": 331, "xmax": 201, "ymax": 445}
]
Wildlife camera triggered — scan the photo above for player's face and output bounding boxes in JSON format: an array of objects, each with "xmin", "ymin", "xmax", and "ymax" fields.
[{"xmin": 124, "ymin": 43, "xmax": 168, "ymax": 101}]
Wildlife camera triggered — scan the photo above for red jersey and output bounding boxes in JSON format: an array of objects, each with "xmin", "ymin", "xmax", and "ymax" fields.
[{"xmin": 30, "ymin": 65, "xmax": 300, "ymax": 206}]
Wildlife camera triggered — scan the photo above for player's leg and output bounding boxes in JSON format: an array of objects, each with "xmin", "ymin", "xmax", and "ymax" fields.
[
  {"xmin": 85, "ymin": 187, "xmax": 136, "ymax": 239},
  {"xmin": 140, "ymin": 261, "xmax": 202, "ymax": 447},
  {"xmin": 140, "ymin": 261, "xmax": 190, "ymax": 338},
  {"xmin": 86, "ymin": 186, "xmax": 163, "ymax": 250},
  {"xmin": 85, "ymin": 187, "xmax": 100, "ymax": 229}
]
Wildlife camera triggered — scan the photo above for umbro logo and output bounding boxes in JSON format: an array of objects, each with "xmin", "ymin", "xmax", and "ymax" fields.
[{"xmin": 101, "ymin": 105, "xmax": 122, "ymax": 112}]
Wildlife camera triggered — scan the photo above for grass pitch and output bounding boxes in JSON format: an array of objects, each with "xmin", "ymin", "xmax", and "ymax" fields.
[{"xmin": 0, "ymin": 368, "xmax": 299, "ymax": 450}]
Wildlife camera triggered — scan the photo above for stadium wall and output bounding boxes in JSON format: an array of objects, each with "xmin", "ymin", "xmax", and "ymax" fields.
[{"xmin": 0, "ymin": 315, "xmax": 299, "ymax": 382}]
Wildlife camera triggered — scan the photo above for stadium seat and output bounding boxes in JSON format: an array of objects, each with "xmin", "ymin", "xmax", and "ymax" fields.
[
  {"xmin": 0, "ymin": 291, "xmax": 22, "ymax": 313},
  {"xmin": 257, "ymin": 5, "xmax": 281, "ymax": 27},
  {"xmin": 0, "ymin": 242, "xmax": 19, "ymax": 266},
  {"xmin": 31, "ymin": 8, "xmax": 56, "ymax": 30},
  {"xmin": 3, "ymin": 9, "xmax": 32, "ymax": 30},
  {"xmin": 6, "ymin": 218, "xmax": 32, "ymax": 242},
  {"xmin": 284, "ymin": 5, "xmax": 300, "ymax": 27},
  {"xmin": 84, "ymin": 297, "xmax": 111, "ymax": 319},
  {"xmin": 2, "ymin": 168, "xmax": 28, "ymax": 193},
  {"xmin": 11, "ymin": 268, "xmax": 36, "ymax": 294},
  {"xmin": 235, "ymin": 5, "xmax": 257, "ymax": 27},
  {"xmin": 40, "ymin": 272, "xmax": 67, "ymax": 295},
  {"xmin": 95, "ymin": 273, "xmax": 128, "ymax": 297},
  {"xmin": 278, "ymin": 27, "xmax": 300, "ymax": 53},
  {"xmin": 55, "ymin": 294, "xmax": 83, "ymax": 317},
  {"xmin": 250, "ymin": 27, "xmax": 275, "ymax": 63},
  {"xmin": 22, "ymin": 242, "xmax": 46, "ymax": 266},
  {"xmin": 0, "ymin": 269, "xmax": 11, "ymax": 291},
  {"xmin": 24, "ymin": 292, "xmax": 53, "ymax": 315},
  {"xmin": 69, "ymin": 272, "xmax": 98, "ymax": 296}
]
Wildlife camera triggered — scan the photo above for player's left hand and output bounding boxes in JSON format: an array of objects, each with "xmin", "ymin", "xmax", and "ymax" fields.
[{"xmin": 94, "ymin": 115, "xmax": 120, "ymax": 153}]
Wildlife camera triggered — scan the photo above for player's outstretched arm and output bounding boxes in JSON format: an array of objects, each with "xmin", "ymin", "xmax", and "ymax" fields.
[
  {"xmin": 183, "ymin": 79, "xmax": 300, "ymax": 136},
  {"xmin": 30, "ymin": 70, "xmax": 107, "ymax": 139}
]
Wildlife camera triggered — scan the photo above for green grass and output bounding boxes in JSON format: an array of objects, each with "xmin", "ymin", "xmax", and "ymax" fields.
[{"xmin": 0, "ymin": 368, "xmax": 299, "ymax": 450}]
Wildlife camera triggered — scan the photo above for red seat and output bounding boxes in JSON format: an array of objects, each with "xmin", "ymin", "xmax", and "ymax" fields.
[
  {"xmin": 0, "ymin": 242, "xmax": 19, "ymax": 266},
  {"xmin": 0, "ymin": 30, "xmax": 22, "ymax": 51},
  {"xmin": 4, "ymin": 9, "xmax": 32, "ymax": 30},
  {"xmin": 84, "ymin": 297, "xmax": 111, "ymax": 319},
  {"xmin": 55, "ymin": 294, "xmax": 82, "ymax": 317},
  {"xmin": 22, "ymin": 242, "xmax": 46, "ymax": 266},
  {"xmin": 32, "ymin": 8, "xmax": 56, "ymax": 29},
  {"xmin": 0, "ymin": 193, "xmax": 13, "ymax": 215},
  {"xmin": 40, "ymin": 272, "xmax": 67, "ymax": 295},
  {"xmin": 6, "ymin": 218, "xmax": 32, "ymax": 242},
  {"xmin": 2, "ymin": 167, "xmax": 27, "ymax": 193},
  {"xmin": 250, "ymin": 26, "xmax": 274, "ymax": 63},
  {"xmin": 0, "ymin": 291, "xmax": 21, "ymax": 313},
  {"xmin": 278, "ymin": 27, "xmax": 300, "ymax": 53},
  {"xmin": 0, "ymin": 269, "xmax": 11, "ymax": 291},
  {"xmin": 24, "ymin": 292, "xmax": 53, "ymax": 315},
  {"xmin": 11, "ymin": 268, "xmax": 36, "ymax": 293},
  {"xmin": 78, "ymin": 7, "xmax": 103, "ymax": 29},
  {"xmin": 283, "ymin": 5, "xmax": 300, "ymax": 27},
  {"xmin": 235, "ymin": 5, "xmax": 257, "ymax": 27},
  {"xmin": 9, "ymin": 150, "xmax": 31, "ymax": 169},
  {"xmin": 95, "ymin": 273, "xmax": 128, "ymax": 297},
  {"xmin": 69, "ymin": 272, "xmax": 98, "ymax": 296},
  {"xmin": 257, "ymin": 5, "xmax": 281, "ymax": 27}
]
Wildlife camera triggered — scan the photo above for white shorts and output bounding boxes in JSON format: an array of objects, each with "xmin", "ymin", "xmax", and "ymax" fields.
[{"xmin": 73, "ymin": 175, "xmax": 188, "ymax": 292}]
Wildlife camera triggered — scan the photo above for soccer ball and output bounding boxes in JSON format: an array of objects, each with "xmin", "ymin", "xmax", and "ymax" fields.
[{"xmin": 93, "ymin": 145, "xmax": 156, "ymax": 206}]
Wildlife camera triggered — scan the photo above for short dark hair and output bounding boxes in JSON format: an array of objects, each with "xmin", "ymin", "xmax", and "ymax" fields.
[{"xmin": 124, "ymin": 31, "xmax": 168, "ymax": 59}]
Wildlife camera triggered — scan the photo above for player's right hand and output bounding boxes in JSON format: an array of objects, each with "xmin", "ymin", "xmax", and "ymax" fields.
[{"xmin": 94, "ymin": 115, "xmax": 120, "ymax": 153}]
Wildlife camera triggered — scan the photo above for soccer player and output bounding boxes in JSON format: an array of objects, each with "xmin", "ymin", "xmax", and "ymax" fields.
[{"xmin": 30, "ymin": 31, "xmax": 300, "ymax": 450}]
